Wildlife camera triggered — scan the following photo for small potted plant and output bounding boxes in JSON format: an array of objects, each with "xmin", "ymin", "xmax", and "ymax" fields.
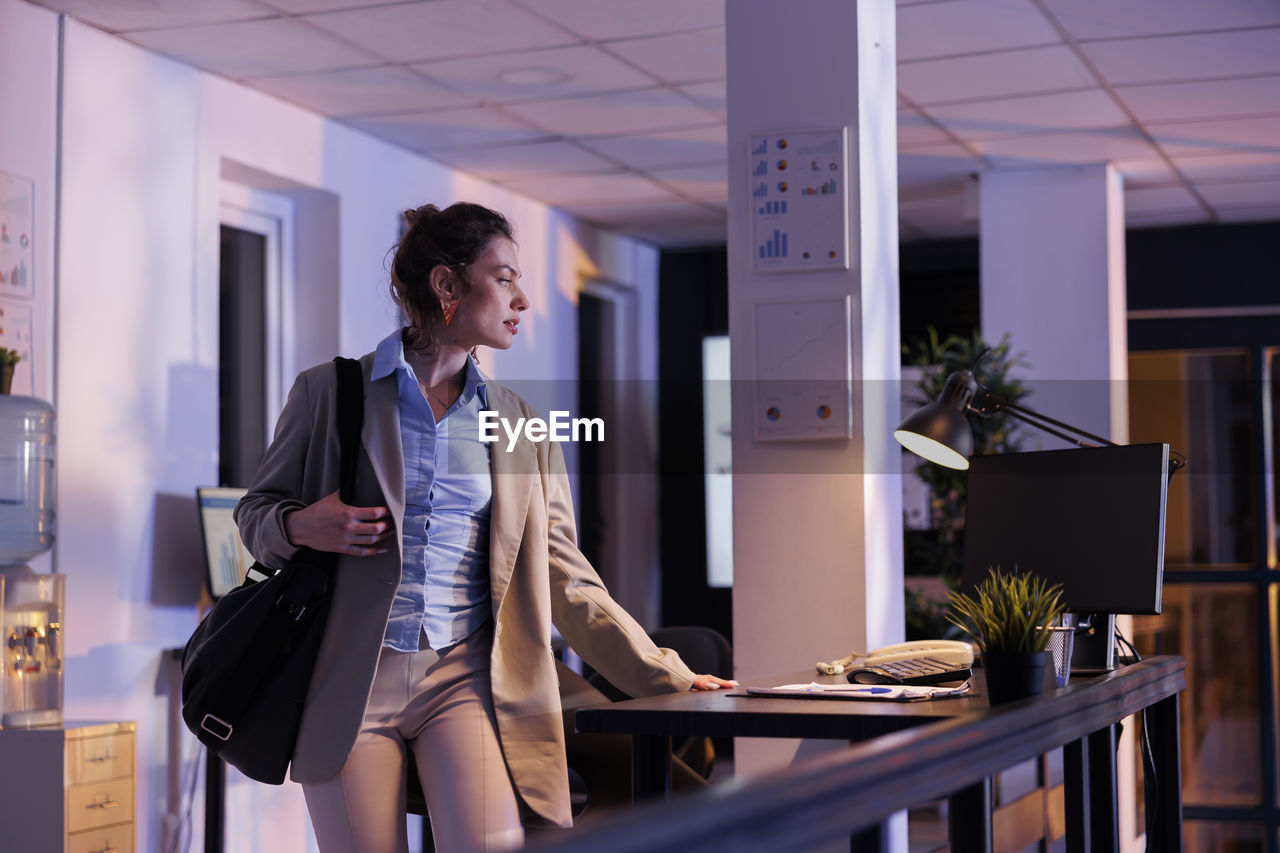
[
  {"xmin": 948, "ymin": 567, "xmax": 1066, "ymax": 704},
  {"xmin": 0, "ymin": 347, "xmax": 21, "ymax": 394}
]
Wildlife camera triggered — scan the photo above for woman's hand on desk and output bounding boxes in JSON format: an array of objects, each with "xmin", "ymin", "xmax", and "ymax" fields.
[
  {"xmin": 690, "ymin": 674, "xmax": 739, "ymax": 691},
  {"xmin": 284, "ymin": 490, "xmax": 394, "ymax": 556}
]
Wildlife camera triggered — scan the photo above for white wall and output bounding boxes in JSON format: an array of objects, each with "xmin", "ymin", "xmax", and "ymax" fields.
[
  {"xmin": 0, "ymin": 0, "xmax": 57, "ymax": 434},
  {"xmin": 15, "ymin": 10, "xmax": 661, "ymax": 851}
]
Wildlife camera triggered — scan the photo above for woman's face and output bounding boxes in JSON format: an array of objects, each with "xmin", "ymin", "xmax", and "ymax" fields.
[{"xmin": 441, "ymin": 236, "xmax": 528, "ymax": 351}]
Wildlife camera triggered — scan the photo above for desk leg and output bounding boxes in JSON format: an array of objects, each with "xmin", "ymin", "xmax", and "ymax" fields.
[
  {"xmin": 633, "ymin": 735, "xmax": 672, "ymax": 801},
  {"xmin": 947, "ymin": 778, "xmax": 992, "ymax": 853},
  {"xmin": 1145, "ymin": 693, "xmax": 1183, "ymax": 851},
  {"xmin": 1064, "ymin": 736, "xmax": 1091, "ymax": 853}
]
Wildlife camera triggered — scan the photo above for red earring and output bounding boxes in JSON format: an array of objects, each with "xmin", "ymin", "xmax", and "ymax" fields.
[{"xmin": 442, "ymin": 299, "xmax": 458, "ymax": 326}]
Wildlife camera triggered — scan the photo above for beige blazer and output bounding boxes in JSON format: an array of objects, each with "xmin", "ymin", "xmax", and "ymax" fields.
[{"xmin": 234, "ymin": 352, "xmax": 695, "ymax": 827}]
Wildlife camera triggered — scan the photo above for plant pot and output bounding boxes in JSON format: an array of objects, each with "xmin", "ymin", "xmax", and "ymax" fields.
[{"xmin": 982, "ymin": 650, "xmax": 1048, "ymax": 705}]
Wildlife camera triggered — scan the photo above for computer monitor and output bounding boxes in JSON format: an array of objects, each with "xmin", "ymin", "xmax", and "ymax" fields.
[
  {"xmin": 195, "ymin": 486, "xmax": 254, "ymax": 599},
  {"xmin": 962, "ymin": 443, "xmax": 1169, "ymax": 622}
]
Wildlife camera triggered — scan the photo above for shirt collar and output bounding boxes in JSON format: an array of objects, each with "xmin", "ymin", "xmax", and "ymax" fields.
[{"xmin": 370, "ymin": 328, "xmax": 489, "ymax": 407}]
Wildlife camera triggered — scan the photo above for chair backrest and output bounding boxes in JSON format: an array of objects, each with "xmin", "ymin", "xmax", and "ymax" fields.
[{"xmin": 649, "ymin": 626, "xmax": 732, "ymax": 678}]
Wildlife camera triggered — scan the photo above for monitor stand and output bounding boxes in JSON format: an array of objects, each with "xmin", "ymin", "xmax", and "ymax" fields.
[{"xmin": 1067, "ymin": 613, "xmax": 1116, "ymax": 674}]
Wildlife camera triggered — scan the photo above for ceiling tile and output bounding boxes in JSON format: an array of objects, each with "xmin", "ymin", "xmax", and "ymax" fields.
[
  {"xmin": 897, "ymin": 0, "xmax": 1060, "ymax": 62},
  {"xmin": 899, "ymin": 45, "xmax": 1096, "ymax": 105},
  {"xmin": 1125, "ymin": 207, "xmax": 1211, "ymax": 228},
  {"xmin": 1081, "ymin": 29, "xmax": 1280, "ymax": 86},
  {"xmin": 678, "ymin": 81, "xmax": 726, "ymax": 118},
  {"xmin": 33, "ymin": 0, "xmax": 270, "ymax": 32},
  {"xmin": 578, "ymin": 124, "xmax": 726, "ymax": 169},
  {"xmin": 1117, "ymin": 75, "xmax": 1280, "ymax": 124},
  {"xmin": 1171, "ymin": 150, "xmax": 1280, "ymax": 183},
  {"xmin": 519, "ymin": 0, "xmax": 724, "ymax": 41},
  {"xmin": 304, "ymin": 0, "xmax": 576, "ymax": 64},
  {"xmin": 1195, "ymin": 177, "xmax": 1280, "ymax": 209},
  {"xmin": 647, "ymin": 162, "xmax": 726, "ymax": 201},
  {"xmin": 428, "ymin": 140, "xmax": 617, "ymax": 179},
  {"xmin": 501, "ymin": 88, "xmax": 720, "ymax": 136},
  {"xmin": 1040, "ymin": 0, "xmax": 1280, "ymax": 41},
  {"xmin": 604, "ymin": 29, "xmax": 725, "ymax": 84},
  {"xmin": 899, "ymin": 142, "xmax": 985, "ymax": 183},
  {"xmin": 1123, "ymin": 184, "xmax": 1201, "ymax": 213},
  {"xmin": 503, "ymin": 171, "xmax": 679, "ymax": 205},
  {"xmin": 898, "ymin": 107, "xmax": 953, "ymax": 148},
  {"xmin": 925, "ymin": 88, "xmax": 1128, "ymax": 140},
  {"xmin": 412, "ymin": 45, "xmax": 653, "ymax": 103},
  {"xmin": 251, "ymin": 65, "xmax": 478, "ymax": 116},
  {"xmin": 346, "ymin": 106, "xmax": 548, "ymax": 153},
  {"xmin": 975, "ymin": 126, "xmax": 1159, "ymax": 166},
  {"xmin": 1149, "ymin": 115, "xmax": 1280, "ymax": 157},
  {"xmin": 559, "ymin": 200, "xmax": 726, "ymax": 246},
  {"xmin": 1216, "ymin": 203, "xmax": 1280, "ymax": 223},
  {"xmin": 125, "ymin": 17, "xmax": 376, "ymax": 78},
  {"xmin": 262, "ymin": 0, "xmax": 401, "ymax": 13},
  {"xmin": 1112, "ymin": 158, "xmax": 1178, "ymax": 187}
]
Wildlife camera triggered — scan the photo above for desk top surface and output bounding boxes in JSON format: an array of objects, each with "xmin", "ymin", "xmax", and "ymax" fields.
[{"xmin": 574, "ymin": 656, "xmax": 1185, "ymax": 741}]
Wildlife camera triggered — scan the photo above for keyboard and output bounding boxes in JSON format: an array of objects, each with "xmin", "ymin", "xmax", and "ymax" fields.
[{"xmin": 847, "ymin": 656, "xmax": 973, "ymax": 686}]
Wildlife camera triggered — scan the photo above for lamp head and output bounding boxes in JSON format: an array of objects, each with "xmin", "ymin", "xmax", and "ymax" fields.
[{"xmin": 894, "ymin": 369, "xmax": 978, "ymax": 470}]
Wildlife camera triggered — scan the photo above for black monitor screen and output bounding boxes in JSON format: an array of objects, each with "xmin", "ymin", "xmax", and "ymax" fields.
[
  {"xmin": 196, "ymin": 486, "xmax": 253, "ymax": 599},
  {"xmin": 962, "ymin": 443, "xmax": 1169, "ymax": 615}
]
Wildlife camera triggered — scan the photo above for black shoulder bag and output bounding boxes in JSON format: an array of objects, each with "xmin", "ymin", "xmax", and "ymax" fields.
[{"xmin": 180, "ymin": 356, "xmax": 364, "ymax": 785}]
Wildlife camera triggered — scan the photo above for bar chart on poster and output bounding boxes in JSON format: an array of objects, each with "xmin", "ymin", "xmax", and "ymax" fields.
[{"xmin": 748, "ymin": 129, "xmax": 849, "ymax": 273}]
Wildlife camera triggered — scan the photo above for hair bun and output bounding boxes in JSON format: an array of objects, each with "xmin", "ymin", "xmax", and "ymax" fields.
[{"xmin": 403, "ymin": 204, "xmax": 441, "ymax": 228}]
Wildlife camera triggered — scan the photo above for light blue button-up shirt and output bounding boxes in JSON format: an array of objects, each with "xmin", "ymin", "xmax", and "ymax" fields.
[{"xmin": 371, "ymin": 330, "xmax": 493, "ymax": 652}]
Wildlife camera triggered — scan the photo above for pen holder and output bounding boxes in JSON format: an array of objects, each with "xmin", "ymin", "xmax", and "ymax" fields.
[{"xmin": 1040, "ymin": 626, "xmax": 1075, "ymax": 688}]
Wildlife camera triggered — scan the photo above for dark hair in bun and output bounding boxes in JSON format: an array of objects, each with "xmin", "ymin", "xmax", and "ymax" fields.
[{"xmin": 391, "ymin": 201, "xmax": 514, "ymax": 352}]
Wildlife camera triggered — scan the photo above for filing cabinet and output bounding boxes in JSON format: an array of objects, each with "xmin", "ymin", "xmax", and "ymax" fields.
[{"xmin": 0, "ymin": 721, "xmax": 136, "ymax": 852}]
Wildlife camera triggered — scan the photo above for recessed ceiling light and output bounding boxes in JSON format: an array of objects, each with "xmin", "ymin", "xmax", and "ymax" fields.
[{"xmin": 498, "ymin": 66, "xmax": 573, "ymax": 87}]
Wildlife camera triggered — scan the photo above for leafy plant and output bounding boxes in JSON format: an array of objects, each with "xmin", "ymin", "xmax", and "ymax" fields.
[
  {"xmin": 0, "ymin": 348, "xmax": 20, "ymax": 367},
  {"xmin": 902, "ymin": 328, "xmax": 1030, "ymax": 586},
  {"xmin": 947, "ymin": 567, "xmax": 1066, "ymax": 654}
]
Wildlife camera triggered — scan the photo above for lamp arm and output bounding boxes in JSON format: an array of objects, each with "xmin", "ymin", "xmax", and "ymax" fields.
[{"xmin": 969, "ymin": 390, "xmax": 1119, "ymax": 449}]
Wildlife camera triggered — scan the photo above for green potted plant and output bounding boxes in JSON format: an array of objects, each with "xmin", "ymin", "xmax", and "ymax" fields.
[
  {"xmin": 0, "ymin": 347, "xmax": 21, "ymax": 395},
  {"xmin": 948, "ymin": 567, "xmax": 1066, "ymax": 704}
]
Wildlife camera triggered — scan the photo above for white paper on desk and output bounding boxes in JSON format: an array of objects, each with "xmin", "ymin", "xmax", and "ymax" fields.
[{"xmin": 744, "ymin": 682, "xmax": 970, "ymax": 701}]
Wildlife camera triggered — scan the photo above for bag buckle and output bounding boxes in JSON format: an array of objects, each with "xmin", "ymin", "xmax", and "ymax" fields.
[{"xmin": 201, "ymin": 714, "xmax": 233, "ymax": 741}]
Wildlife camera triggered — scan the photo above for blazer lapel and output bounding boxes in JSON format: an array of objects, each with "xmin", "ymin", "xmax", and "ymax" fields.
[
  {"xmin": 487, "ymin": 386, "xmax": 534, "ymax": 612},
  {"xmin": 361, "ymin": 367, "xmax": 406, "ymax": 545}
]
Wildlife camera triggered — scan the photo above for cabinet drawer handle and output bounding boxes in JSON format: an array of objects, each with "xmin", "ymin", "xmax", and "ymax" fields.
[
  {"xmin": 86, "ymin": 752, "xmax": 116, "ymax": 763},
  {"xmin": 87, "ymin": 799, "xmax": 120, "ymax": 810}
]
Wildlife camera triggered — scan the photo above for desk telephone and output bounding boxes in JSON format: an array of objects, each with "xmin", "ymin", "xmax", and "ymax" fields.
[{"xmin": 816, "ymin": 641, "xmax": 975, "ymax": 686}]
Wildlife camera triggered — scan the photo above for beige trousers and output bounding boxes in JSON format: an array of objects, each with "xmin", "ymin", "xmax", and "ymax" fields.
[{"xmin": 302, "ymin": 624, "xmax": 524, "ymax": 853}]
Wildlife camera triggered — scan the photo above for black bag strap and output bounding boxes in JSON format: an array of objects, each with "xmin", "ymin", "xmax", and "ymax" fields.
[{"xmin": 333, "ymin": 356, "xmax": 364, "ymax": 505}]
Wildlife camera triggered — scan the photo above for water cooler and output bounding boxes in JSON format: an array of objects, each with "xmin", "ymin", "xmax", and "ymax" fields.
[{"xmin": 0, "ymin": 393, "xmax": 59, "ymax": 728}]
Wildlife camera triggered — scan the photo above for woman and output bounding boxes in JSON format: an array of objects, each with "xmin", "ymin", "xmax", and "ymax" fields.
[{"xmin": 235, "ymin": 201, "xmax": 734, "ymax": 852}]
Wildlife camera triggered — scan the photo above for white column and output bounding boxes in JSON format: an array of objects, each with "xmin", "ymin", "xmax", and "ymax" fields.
[
  {"xmin": 979, "ymin": 163, "xmax": 1140, "ymax": 848},
  {"xmin": 979, "ymin": 164, "xmax": 1129, "ymax": 444},
  {"xmin": 726, "ymin": 0, "xmax": 904, "ymax": 810}
]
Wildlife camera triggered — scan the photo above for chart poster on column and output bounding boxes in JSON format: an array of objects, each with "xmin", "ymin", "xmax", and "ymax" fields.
[
  {"xmin": 0, "ymin": 171, "xmax": 34, "ymax": 298},
  {"xmin": 749, "ymin": 129, "xmax": 849, "ymax": 273},
  {"xmin": 753, "ymin": 296, "xmax": 852, "ymax": 441}
]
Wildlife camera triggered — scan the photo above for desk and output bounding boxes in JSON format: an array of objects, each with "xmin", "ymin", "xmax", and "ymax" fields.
[{"xmin": 574, "ymin": 656, "xmax": 1184, "ymax": 852}]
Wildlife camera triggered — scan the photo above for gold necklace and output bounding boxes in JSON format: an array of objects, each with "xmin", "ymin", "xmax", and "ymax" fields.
[{"xmin": 407, "ymin": 349, "xmax": 459, "ymax": 410}]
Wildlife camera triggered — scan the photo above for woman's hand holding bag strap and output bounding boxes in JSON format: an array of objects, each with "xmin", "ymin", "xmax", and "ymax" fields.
[{"xmin": 179, "ymin": 357, "xmax": 364, "ymax": 785}]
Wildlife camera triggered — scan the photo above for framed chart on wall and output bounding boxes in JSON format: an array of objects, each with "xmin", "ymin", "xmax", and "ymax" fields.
[
  {"xmin": 748, "ymin": 128, "xmax": 849, "ymax": 273},
  {"xmin": 752, "ymin": 296, "xmax": 852, "ymax": 441},
  {"xmin": 0, "ymin": 171, "xmax": 34, "ymax": 299}
]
